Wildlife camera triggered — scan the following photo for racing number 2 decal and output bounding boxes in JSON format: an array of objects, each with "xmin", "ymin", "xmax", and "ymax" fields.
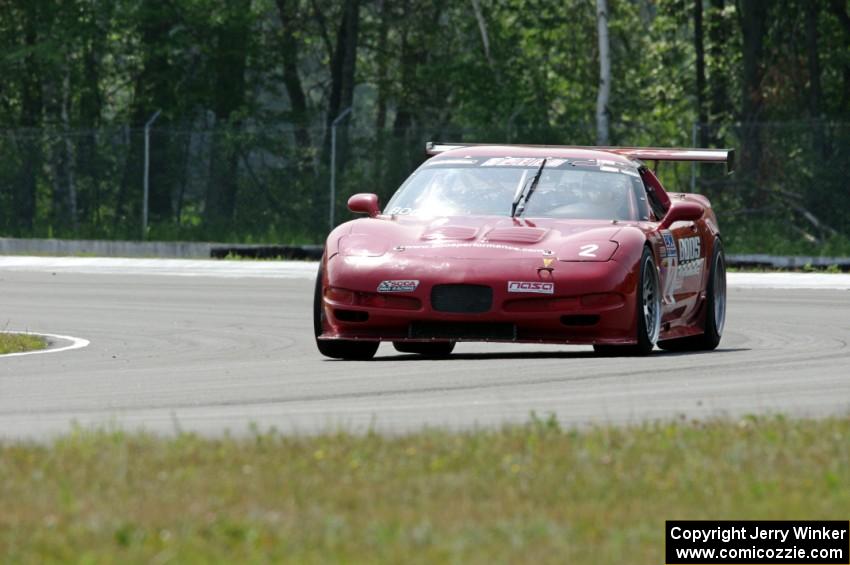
[{"xmin": 578, "ymin": 244, "xmax": 599, "ymax": 257}]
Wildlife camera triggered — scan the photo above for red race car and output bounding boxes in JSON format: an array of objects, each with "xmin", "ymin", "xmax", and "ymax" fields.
[{"xmin": 314, "ymin": 143, "xmax": 732, "ymax": 360}]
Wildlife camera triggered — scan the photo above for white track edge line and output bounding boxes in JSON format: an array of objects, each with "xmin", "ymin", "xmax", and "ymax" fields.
[{"xmin": 0, "ymin": 331, "xmax": 90, "ymax": 358}]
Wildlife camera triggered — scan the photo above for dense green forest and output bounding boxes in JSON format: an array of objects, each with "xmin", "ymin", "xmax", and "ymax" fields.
[{"xmin": 1, "ymin": 0, "xmax": 849, "ymax": 254}]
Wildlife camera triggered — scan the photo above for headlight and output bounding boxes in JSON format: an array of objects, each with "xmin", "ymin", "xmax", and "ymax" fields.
[{"xmin": 338, "ymin": 234, "xmax": 387, "ymax": 257}]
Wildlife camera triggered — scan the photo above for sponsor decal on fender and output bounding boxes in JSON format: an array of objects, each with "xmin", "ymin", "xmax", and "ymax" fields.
[
  {"xmin": 507, "ymin": 281, "xmax": 555, "ymax": 294},
  {"xmin": 377, "ymin": 280, "xmax": 419, "ymax": 293},
  {"xmin": 678, "ymin": 237, "xmax": 701, "ymax": 262},
  {"xmin": 677, "ymin": 258, "xmax": 705, "ymax": 278},
  {"xmin": 660, "ymin": 230, "xmax": 677, "ymax": 258}
]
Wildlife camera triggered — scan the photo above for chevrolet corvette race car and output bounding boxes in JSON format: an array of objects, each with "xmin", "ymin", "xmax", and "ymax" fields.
[{"xmin": 314, "ymin": 143, "xmax": 732, "ymax": 359}]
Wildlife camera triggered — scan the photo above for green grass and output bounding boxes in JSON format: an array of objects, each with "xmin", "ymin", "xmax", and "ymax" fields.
[
  {"xmin": 1, "ymin": 415, "xmax": 848, "ymax": 563},
  {"xmin": 0, "ymin": 333, "xmax": 46, "ymax": 355}
]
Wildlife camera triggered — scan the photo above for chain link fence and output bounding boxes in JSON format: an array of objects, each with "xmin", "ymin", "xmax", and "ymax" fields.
[{"xmin": 1, "ymin": 121, "xmax": 848, "ymax": 252}]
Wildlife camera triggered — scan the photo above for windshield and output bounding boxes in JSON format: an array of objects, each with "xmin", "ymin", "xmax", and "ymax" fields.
[{"xmin": 384, "ymin": 158, "xmax": 650, "ymax": 220}]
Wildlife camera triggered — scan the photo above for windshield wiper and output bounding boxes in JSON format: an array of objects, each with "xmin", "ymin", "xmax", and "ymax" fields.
[
  {"xmin": 511, "ymin": 158, "xmax": 547, "ymax": 217},
  {"xmin": 509, "ymin": 169, "xmax": 529, "ymax": 217}
]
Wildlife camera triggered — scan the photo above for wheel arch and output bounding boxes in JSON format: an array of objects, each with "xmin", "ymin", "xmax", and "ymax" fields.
[{"xmin": 610, "ymin": 225, "xmax": 651, "ymax": 267}]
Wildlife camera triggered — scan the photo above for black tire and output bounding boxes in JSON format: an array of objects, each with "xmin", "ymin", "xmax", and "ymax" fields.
[
  {"xmin": 658, "ymin": 239, "xmax": 726, "ymax": 352},
  {"xmin": 313, "ymin": 264, "xmax": 379, "ymax": 360},
  {"xmin": 593, "ymin": 246, "xmax": 661, "ymax": 357},
  {"xmin": 392, "ymin": 341, "xmax": 455, "ymax": 357}
]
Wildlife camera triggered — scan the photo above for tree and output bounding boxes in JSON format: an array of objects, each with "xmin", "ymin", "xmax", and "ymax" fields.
[
  {"xmin": 15, "ymin": 2, "xmax": 44, "ymax": 232},
  {"xmin": 114, "ymin": 1, "xmax": 184, "ymax": 232},
  {"xmin": 739, "ymin": 0, "xmax": 768, "ymax": 192},
  {"xmin": 828, "ymin": 0, "xmax": 850, "ymax": 113},
  {"xmin": 805, "ymin": 0, "xmax": 824, "ymax": 157},
  {"xmin": 596, "ymin": 0, "xmax": 610, "ymax": 145},
  {"xmin": 276, "ymin": 0, "xmax": 311, "ymax": 151},
  {"xmin": 0, "ymin": 0, "xmax": 849, "ymax": 250},
  {"xmin": 205, "ymin": 0, "xmax": 253, "ymax": 227},
  {"xmin": 706, "ymin": 0, "xmax": 730, "ymax": 145},
  {"xmin": 323, "ymin": 0, "xmax": 360, "ymax": 167},
  {"xmin": 694, "ymin": 0, "xmax": 708, "ymax": 147}
]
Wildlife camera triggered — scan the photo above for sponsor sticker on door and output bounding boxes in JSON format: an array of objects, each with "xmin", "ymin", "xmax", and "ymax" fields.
[
  {"xmin": 377, "ymin": 280, "xmax": 419, "ymax": 293},
  {"xmin": 678, "ymin": 236, "xmax": 701, "ymax": 262},
  {"xmin": 660, "ymin": 230, "xmax": 677, "ymax": 258},
  {"xmin": 507, "ymin": 281, "xmax": 554, "ymax": 294}
]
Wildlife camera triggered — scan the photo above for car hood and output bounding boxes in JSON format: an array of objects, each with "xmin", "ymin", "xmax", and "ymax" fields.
[{"xmin": 339, "ymin": 215, "xmax": 625, "ymax": 261}]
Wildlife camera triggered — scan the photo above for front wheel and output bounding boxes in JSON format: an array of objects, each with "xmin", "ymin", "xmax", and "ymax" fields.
[
  {"xmin": 313, "ymin": 263, "xmax": 379, "ymax": 360},
  {"xmin": 594, "ymin": 246, "xmax": 661, "ymax": 357}
]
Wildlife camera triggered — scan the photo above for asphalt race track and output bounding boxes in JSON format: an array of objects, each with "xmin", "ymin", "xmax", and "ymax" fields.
[{"xmin": 1, "ymin": 258, "xmax": 849, "ymax": 440}]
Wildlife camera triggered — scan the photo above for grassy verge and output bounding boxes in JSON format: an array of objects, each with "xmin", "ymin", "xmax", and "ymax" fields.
[
  {"xmin": 1, "ymin": 415, "xmax": 848, "ymax": 563},
  {"xmin": 0, "ymin": 333, "xmax": 46, "ymax": 355}
]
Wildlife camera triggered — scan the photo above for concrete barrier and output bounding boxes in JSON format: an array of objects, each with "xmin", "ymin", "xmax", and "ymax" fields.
[
  {"xmin": 727, "ymin": 253, "xmax": 850, "ymax": 270},
  {"xmin": 0, "ymin": 237, "xmax": 214, "ymax": 258},
  {"xmin": 0, "ymin": 238, "xmax": 323, "ymax": 260}
]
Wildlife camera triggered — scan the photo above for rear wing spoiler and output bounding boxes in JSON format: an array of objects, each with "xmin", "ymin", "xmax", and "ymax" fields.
[{"xmin": 424, "ymin": 142, "xmax": 735, "ymax": 173}]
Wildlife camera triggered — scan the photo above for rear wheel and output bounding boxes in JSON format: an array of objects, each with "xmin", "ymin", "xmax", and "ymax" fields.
[
  {"xmin": 594, "ymin": 246, "xmax": 660, "ymax": 357},
  {"xmin": 313, "ymin": 264, "xmax": 379, "ymax": 360},
  {"xmin": 658, "ymin": 239, "xmax": 726, "ymax": 352},
  {"xmin": 393, "ymin": 341, "xmax": 455, "ymax": 357}
]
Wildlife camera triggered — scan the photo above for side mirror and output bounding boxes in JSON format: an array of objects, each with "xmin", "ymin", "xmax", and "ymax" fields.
[
  {"xmin": 347, "ymin": 193, "xmax": 380, "ymax": 218},
  {"xmin": 659, "ymin": 200, "xmax": 703, "ymax": 229}
]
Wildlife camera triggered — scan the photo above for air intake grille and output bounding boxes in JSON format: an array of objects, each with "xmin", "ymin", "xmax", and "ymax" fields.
[{"xmin": 430, "ymin": 284, "xmax": 492, "ymax": 313}]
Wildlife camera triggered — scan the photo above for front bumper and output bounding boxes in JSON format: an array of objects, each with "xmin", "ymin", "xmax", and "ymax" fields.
[{"xmin": 318, "ymin": 254, "xmax": 639, "ymax": 345}]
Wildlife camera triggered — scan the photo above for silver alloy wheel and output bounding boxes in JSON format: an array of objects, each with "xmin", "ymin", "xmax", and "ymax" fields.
[
  {"xmin": 642, "ymin": 255, "xmax": 661, "ymax": 345},
  {"xmin": 713, "ymin": 251, "xmax": 727, "ymax": 336}
]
